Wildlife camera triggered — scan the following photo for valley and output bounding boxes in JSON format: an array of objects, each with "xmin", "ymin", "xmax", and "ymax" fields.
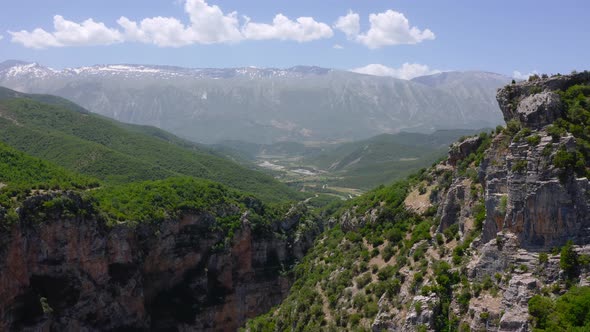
[
  {"xmin": 215, "ymin": 129, "xmax": 483, "ymax": 202},
  {"xmin": 1, "ymin": 72, "xmax": 590, "ymax": 331},
  {"xmin": 1, "ymin": 1, "xmax": 589, "ymax": 331}
]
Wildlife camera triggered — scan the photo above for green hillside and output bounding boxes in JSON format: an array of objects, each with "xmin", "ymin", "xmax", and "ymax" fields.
[
  {"xmin": 0, "ymin": 87, "xmax": 301, "ymax": 202},
  {"xmin": 0, "ymin": 141, "xmax": 99, "ymax": 208}
]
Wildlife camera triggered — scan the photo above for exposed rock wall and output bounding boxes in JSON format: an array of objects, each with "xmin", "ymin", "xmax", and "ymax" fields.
[
  {"xmin": 0, "ymin": 193, "xmax": 317, "ymax": 331},
  {"xmin": 370, "ymin": 73, "xmax": 590, "ymax": 332},
  {"xmin": 482, "ymin": 74, "xmax": 590, "ymax": 249}
]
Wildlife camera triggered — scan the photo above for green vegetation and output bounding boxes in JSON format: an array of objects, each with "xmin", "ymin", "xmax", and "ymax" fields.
[
  {"xmin": 539, "ymin": 252, "xmax": 549, "ymax": 264},
  {"xmin": 224, "ymin": 130, "xmax": 483, "ymax": 198},
  {"xmin": 505, "ymin": 119, "xmax": 522, "ymax": 137},
  {"xmin": 0, "ymin": 141, "xmax": 98, "ymax": 191},
  {"xmin": 529, "ymin": 287, "xmax": 590, "ymax": 331},
  {"xmin": 526, "ymin": 134, "xmax": 541, "ymax": 146},
  {"xmin": 552, "ymin": 84, "xmax": 590, "ymax": 178},
  {"xmin": 456, "ymin": 131, "xmax": 493, "ymax": 177},
  {"xmin": 92, "ymin": 177, "xmax": 246, "ymax": 224},
  {"xmin": 0, "ymin": 90, "xmax": 300, "ymax": 202},
  {"xmin": 245, "ymin": 179, "xmax": 425, "ymax": 330},
  {"xmin": 560, "ymin": 240, "xmax": 579, "ymax": 285},
  {"xmin": 0, "ymin": 141, "xmax": 98, "ymax": 209},
  {"xmin": 511, "ymin": 160, "xmax": 528, "ymax": 173}
]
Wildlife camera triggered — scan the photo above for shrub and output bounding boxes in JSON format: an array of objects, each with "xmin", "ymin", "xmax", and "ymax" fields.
[
  {"xmin": 356, "ymin": 273, "xmax": 372, "ymax": 289},
  {"xmin": 528, "ymin": 74, "xmax": 540, "ymax": 81},
  {"xmin": 349, "ymin": 313, "xmax": 361, "ymax": 327},
  {"xmin": 511, "ymin": 160, "xmax": 528, "ymax": 173},
  {"xmin": 560, "ymin": 240, "xmax": 579, "ymax": 284},
  {"xmin": 539, "ymin": 252, "xmax": 549, "ymax": 264},
  {"xmin": 444, "ymin": 224, "xmax": 459, "ymax": 243},
  {"xmin": 414, "ymin": 302, "xmax": 423, "ymax": 314},
  {"xmin": 526, "ymin": 134, "xmax": 541, "ymax": 146},
  {"xmin": 382, "ymin": 243, "xmax": 396, "ymax": 262},
  {"xmin": 547, "ymin": 125, "xmax": 566, "ymax": 142},
  {"xmin": 505, "ymin": 119, "xmax": 521, "ymax": 136}
]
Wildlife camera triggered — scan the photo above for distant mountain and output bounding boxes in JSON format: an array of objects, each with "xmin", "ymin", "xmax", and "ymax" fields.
[
  {"xmin": 0, "ymin": 87, "xmax": 300, "ymax": 202},
  {"xmin": 0, "ymin": 60, "xmax": 510, "ymax": 144}
]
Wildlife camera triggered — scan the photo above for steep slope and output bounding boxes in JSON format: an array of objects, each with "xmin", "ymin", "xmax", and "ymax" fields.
[
  {"xmin": 0, "ymin": 116, "xmax": 318, "ymax": 330},
  {"xmin": 0, "ymin": 87, "xmax": 300, "ymax": 202},
  {"xmin": 0, "ymin": 61, "xmax": 508, "ymax": 143},
  {"xmin": 412, "ymin": 71, "xmax": 510, "ymax": 117},
  {"xmin": 246, "ymin": 72, "xmax": 590, "ymax": 331},
  {"xmin": 0, "ymin": 174, "xmax": 320, "ymax": 331}
]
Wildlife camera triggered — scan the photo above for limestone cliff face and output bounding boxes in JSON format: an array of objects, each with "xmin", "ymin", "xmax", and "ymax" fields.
[
  {"xmin": 370, "ymin": 73, "xmax": 590, "ymax": 332},
  {"xmin": 483, "ymin": 73, "xmax": 590, "ymax": 249},
  {"xmin": 0, "ymin": 192, "xmax": 317, "ymax": 331}
]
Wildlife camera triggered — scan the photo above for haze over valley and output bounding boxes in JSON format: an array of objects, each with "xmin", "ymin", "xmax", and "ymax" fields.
[{"xmin": 0, "ymin": 1, "xmax": 589, "ymax": 331}]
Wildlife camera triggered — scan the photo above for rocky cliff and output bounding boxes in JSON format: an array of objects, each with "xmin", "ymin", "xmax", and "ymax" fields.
[
  {"xmin": 242, "ymin": 72, "xmax": 590, "ymax": 332},
  {"xmin": 380, "ymin": 72, "xmax": 590, "ymax": 331},
  {"xmin": 0, "ymin": 192, "xmax": 318, "ymax": 331}
]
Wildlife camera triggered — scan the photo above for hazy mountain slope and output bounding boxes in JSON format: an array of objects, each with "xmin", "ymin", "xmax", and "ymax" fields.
[
  {"xmin": 0, "ymin": 88, "xmax": 300, "ymax": 202},
  {"xmin": 0, "ymin": 61, "xmax": 508, "ymax": 144},
  {"xmin": 412, "ymin": 71, "xmax": 511, "ymax": 120}
]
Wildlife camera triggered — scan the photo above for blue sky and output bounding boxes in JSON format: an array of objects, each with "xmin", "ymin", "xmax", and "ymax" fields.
[{"xmin": 0, "ymin": 0, "xmax": 588, "ymax": 78}]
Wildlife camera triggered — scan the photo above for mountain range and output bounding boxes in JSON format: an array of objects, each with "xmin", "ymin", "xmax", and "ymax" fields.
[{"xmin": 0, "ymin": 60, "xmax": 510, "ymax": 144}]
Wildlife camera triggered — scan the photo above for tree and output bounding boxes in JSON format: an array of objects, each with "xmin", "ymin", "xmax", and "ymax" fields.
[{"xmin": 560, "ymin": 240, "xmax": 579, "ymax": 284}]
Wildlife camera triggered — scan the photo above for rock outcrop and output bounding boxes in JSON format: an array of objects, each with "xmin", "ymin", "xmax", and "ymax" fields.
[
  {"xmin": 482, "ymin": 74, "xmax": 590, "ymax": 249},
  {"xmin": 370, "ymin": 73, "xmax": 590, "ymax": 332},
  {"xmin": 0, "ymin": 192, "xmax": 318, "ymax": 331}
]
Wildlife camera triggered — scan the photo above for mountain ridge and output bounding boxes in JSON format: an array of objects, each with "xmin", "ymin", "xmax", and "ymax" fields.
[{"xmin": 0, "ymin": 60, "xmax": 510, "ymax": 144}]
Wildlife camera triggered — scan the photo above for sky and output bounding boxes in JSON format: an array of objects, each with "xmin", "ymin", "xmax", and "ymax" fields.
[{"xmin": 0, "ymin": 0, "xmax": 588, "ymax": 79}]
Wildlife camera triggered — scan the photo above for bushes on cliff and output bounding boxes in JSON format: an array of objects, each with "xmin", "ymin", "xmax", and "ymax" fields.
[
  {"xmin": 560, "ymin": 240, "xmax": 579, "ymax": 285},
  {"xmin": 528, "ymin": 286, "xmax": 590, "ymax": 331},
  {"xmin": 554, "ymin": 84, "xmax": 590, "ymax": 178}
]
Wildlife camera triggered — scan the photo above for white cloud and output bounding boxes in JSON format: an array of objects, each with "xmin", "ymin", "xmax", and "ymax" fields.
[
  {"xmin": 183, "ymin": 0, "xmax": 242, "ymax": 43},
  {"xmin": 333, "ymin": 11, "xmax": 359, "ymax": 39},
  {"xmin": 513, "ymin": 70, "xmax": 539, "ymax": 80},
  {"xmin": 333, "ymin": 44, "xmax": 343, "ymax": 49},
  {"xmin": 0, "ymin": 35, "xmax": 3, "ymax": 41},
  {"xmin": 242, "ymin": 14, "xmax": 332, "ymax": 42},
  {"xmin": 9, "ymin": 15, "xmax": 122, "ymax": 49},
  {"xmin": 351, "ymin": 63, "xmax": 441, "ymax": 80},
  {"xmin": 10, "ymin": 0, "xmax": 333, "ymax": 48},
  {"xmin": 118, "ymin": 0, "xmax": 242, "ymax": 46},
  {"xmin": 335, "ymin": 10, "xmax": 435, "ymax": 49}
]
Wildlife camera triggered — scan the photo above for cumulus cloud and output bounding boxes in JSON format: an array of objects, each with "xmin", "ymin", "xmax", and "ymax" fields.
[
  {"xmin": 333, "ymin": 44, "xmax": 343, "ymax": 49},
  {"xmin": 242, "ymin": 14, "xmax": 332, "ymax": 42},
  {"xmin": 335, "ymin": 10, "xmax": 435, "ymax": 49},
  {"xmin": 513, "ymin": 70, "xmax": 539, "ymax": 80},
  {"xmin": 9, "ymin": 15, "xmax": 122, "ymax": 49},
  {"xmin": 351, "ymin": 63, "xmax": 441, "ymax": 80},
  {"xmin": 333, "ymin": 11, "xmax": 359, "ymax": 39},
  {"xmin": 10, "ymin": 0, "xmax": 333, "ymax": 48}
]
